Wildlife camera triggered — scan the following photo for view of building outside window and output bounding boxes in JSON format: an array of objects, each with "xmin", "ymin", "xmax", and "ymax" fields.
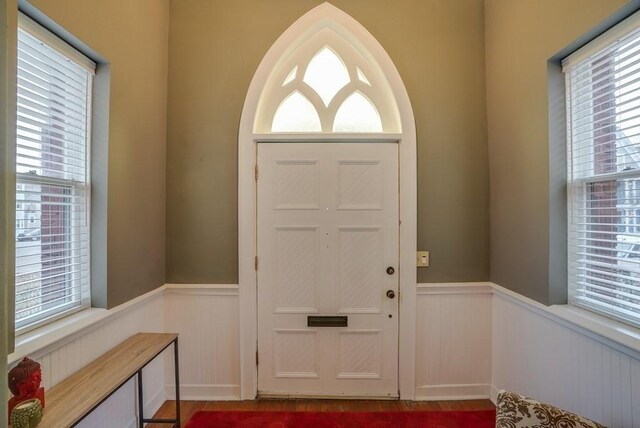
[{"xmin": 15, "ymin": 180, "xmax": 43, "ymax": 320}]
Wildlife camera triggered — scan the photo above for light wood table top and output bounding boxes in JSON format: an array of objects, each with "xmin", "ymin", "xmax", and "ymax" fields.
[{"xmin": 39, "ymin": 332, "xmax": 178, "ymax": 427}]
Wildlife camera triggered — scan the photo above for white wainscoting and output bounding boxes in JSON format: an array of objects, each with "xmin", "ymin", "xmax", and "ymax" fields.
[
  {"xmin": 8, "ymin": 280, "xmax": 640, "ymax": 427},
  {"xmin": 492, "ymin": 285, "xmax": 640, "ymax": 427},
  {"xmin": 164, "ymin": 284, "xmax": 241, "ymax": 400},
  {"xmin": 414, "ymin": 283, "xmax": 493, "ymax": 400},
  {"xmin": 9, "ymin": 288, "xmax": 167, "ymax": 428}
]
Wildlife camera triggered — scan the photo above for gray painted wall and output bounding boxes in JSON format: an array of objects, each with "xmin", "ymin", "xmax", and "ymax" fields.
[
  {"xmin": 485, "ymin": 0, "xmax": 633, "ymax": 304},
  {"xmin": 166, "ymin": 0, "xmax": 490, "ymax": 285}
]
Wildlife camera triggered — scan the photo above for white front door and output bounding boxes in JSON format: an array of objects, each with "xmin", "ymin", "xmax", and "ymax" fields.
[{"xmin": 257, "ymin": 142, "xmax": 399, "ymax": 398}]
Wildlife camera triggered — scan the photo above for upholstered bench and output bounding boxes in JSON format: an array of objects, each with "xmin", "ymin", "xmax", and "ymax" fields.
[{"xmin": 495, "ymin": 390, "xmax": 605, "ymax": 428}]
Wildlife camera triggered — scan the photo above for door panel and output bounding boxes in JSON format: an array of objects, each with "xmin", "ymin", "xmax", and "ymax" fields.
[
  {"xmin": 337, "ymin": 226, "xmax": 383, "ymax": 313},
  {"xmin": 257, "ymin": 143, "xmax": 398, "ymax": 398},
  {"xmin": 274, "ymin": 226, "xmax": 319, "ymax": 313}
]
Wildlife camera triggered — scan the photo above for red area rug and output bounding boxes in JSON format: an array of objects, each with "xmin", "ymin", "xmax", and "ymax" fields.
[{"xmin": 184, "ymin": 410, "xmax": 496, "ymax": 427}]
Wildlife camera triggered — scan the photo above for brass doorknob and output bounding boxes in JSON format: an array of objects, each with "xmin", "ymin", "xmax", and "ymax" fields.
[{"xmin": 386, "ymin": 290, "xmax": 396, "ymax": 299}]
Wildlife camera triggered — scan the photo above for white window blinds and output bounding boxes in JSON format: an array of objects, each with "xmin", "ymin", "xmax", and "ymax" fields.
[
  {"xmin": 15, "ymin": 14, "xmax": 95, "ymax": 332},
  {"xmin": 564, "ymin": 12, "xmax": 640, "ymax": 328}
]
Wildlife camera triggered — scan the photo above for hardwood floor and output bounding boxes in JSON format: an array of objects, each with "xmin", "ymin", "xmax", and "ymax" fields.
[{"xmin": 148, "ymin": 399, "xmax": 495, "ymax": 427}]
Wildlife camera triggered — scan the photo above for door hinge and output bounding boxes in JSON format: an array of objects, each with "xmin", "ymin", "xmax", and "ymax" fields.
[
  {"xmin": 256, "ymin": 349, "xmax": 259, "ymax": 365},
  {"xmin": 255, "ymin": 256, "xmax": 259, "ymax": 271},
  {"xmin": 255, "ymin": 164, "xmax": 259, "ymax": 181}
]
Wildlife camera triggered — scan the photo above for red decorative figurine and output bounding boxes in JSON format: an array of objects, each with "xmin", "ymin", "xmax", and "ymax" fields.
[{"xmin": 8, "ymin": 357, "xmax": 45, "ymax": 424}]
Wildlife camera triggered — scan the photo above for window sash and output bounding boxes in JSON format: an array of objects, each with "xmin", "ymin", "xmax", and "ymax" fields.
[
  {"xmin": 568, "ymin": 177, "xmax": 640, "ymax": 327},
  {"xmin": 565, "ymin": 11, "xmax": 640, "ymax": 329},
  {"xmin": 15, "ymin": 14, "xmax": 92, "ymax": 334},
  {"xmin": 18, "ymin": 14, "xmax": 96, "ymax": 74}
]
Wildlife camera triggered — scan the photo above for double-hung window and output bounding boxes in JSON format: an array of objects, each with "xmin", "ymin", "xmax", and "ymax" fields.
[
  {"xmin": 15, "ymin": 14, "xmax": 95, "ymax": 332},
  {"xmin": 564, "ymin": 12, "xmax": 640, "ymax": 328}
]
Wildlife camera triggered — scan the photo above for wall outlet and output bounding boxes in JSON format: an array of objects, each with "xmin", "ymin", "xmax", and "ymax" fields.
[{"xmin": 417, "ymin": 251, "xmax": 429, "ymax": 267}]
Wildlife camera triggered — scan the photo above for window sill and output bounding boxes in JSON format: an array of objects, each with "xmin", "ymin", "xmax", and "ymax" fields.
[
  {"xmin": 547, "ymin": 304, "xmax": 640, "ymax": 356},
  {"xmin": 491, "ymin": 283, "xmax": 640, "ymax": 359},
  {"xmin": 8, "ymin": 285, "xmax": 166, "ymax": 366},
  {"xmin": 9, "ymin": 308, "xmax": 108, "ymax": 366}
]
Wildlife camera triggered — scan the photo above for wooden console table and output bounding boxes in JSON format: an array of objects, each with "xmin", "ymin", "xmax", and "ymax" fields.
[{"xmin": 38, "ymin": 332, "xmax": 180, "ymax": 427}]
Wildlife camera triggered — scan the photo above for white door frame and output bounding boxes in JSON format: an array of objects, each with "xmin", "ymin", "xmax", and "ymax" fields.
[{"xmin": 238, "ymin": 2, "xmax": 417, "ymax": 400}]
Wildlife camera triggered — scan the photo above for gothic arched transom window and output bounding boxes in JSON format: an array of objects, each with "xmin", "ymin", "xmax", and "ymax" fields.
[{"xmin": 255, "ymin": 28, "xmax": 400, "ymax": 133}]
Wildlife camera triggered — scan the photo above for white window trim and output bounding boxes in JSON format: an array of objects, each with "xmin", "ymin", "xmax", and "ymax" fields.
[{"xmin": 238, "ymin": 3, "xmax": 417, "ymax": 399}]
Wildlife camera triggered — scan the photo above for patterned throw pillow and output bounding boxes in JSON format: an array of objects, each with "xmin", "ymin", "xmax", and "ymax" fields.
[{"xmin": 495, "ymin": 390, "xmax": 606, "ymax": 428}]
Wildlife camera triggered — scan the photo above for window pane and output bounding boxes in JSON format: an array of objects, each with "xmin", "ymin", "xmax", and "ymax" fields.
[
  {"xmin": 303, "ymin": 47, "xmax": 350, "ymax": 106},
  {"xmin": 17, "ymin": 29, "xmax": 89, "ymax": 182},
  {"xmin": 16, "ymin": 182, "xmax": 88, "ymax": 327},
  {"xmin": 272, "ymin": 91, "xmax": 322, "ymax": 132},
  {"xmin": 333, "ymin": 92, "xmax": 382, "ymax": 132},
  {"xmin": 569, "ymin": 41, "xmax": 640, "ymax": 180},
  {"xmin": 570, "ymin": 178, "xmax": 640, "ymax": 325},
  {"xmin": 356, "ymin": 67, "xmax": 371, "ymax": 86},
  {"xmin": 283, "ymin": 66, "xmax": 297, "ymax": 86}
]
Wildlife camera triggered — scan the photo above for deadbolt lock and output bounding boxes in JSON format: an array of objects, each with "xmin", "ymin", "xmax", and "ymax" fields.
[{"xmin": 386, "ymin": 266, "xmax": 395, "ymax": 275}]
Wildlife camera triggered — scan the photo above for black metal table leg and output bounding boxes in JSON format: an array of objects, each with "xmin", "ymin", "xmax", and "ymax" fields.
[
  {"xmin": 137, "ymin": 338, "xmax": 181, "ymax": 426},
  {"xmin": 174, "ymin": 338, "xmax": 181, "ymax": 427},
  {"xmin": 138, "ymin": 370, "xmax": 144, "ymax": 428}
]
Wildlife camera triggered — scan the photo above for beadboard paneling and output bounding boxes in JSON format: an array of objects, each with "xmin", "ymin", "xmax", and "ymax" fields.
[
  {"xmin": 19, "ymin": 290, "xmax": 167, "ymax": 428},
  {"xmin": 163, "ymin": 285, "xmax": 241, "ymax": 400},
  {"xmin": 492, "ymin": 289, "xmax": 640, "ymax": 427},
  {"xmin": 415, "ymin": 283, "xmax": 492, "ymax": 400}
]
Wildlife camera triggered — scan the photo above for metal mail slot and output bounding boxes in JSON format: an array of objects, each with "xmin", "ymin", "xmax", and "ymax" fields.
[{"xmin": 307, "ymin": 316, "xmax": 348, "ymax": 327}]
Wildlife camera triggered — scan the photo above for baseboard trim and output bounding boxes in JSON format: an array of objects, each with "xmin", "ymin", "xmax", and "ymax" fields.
[
  {"xmin": 122, "ymin": 387, "xmax": 166, "ymax": 428},
  {"xmin": 144, "ymin": 386, "xmax": 166, "ymax": 419},
  {"xmin": 414, "ymin": 383, "xmax": 491, "ymax": 401},
  {"xmin": 165, "ymin": 384, "xmax": 241, "ymax": 401},
  {"xmin": 490, "ymin": 386, "xmax": 500, "ymax": 405}
]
